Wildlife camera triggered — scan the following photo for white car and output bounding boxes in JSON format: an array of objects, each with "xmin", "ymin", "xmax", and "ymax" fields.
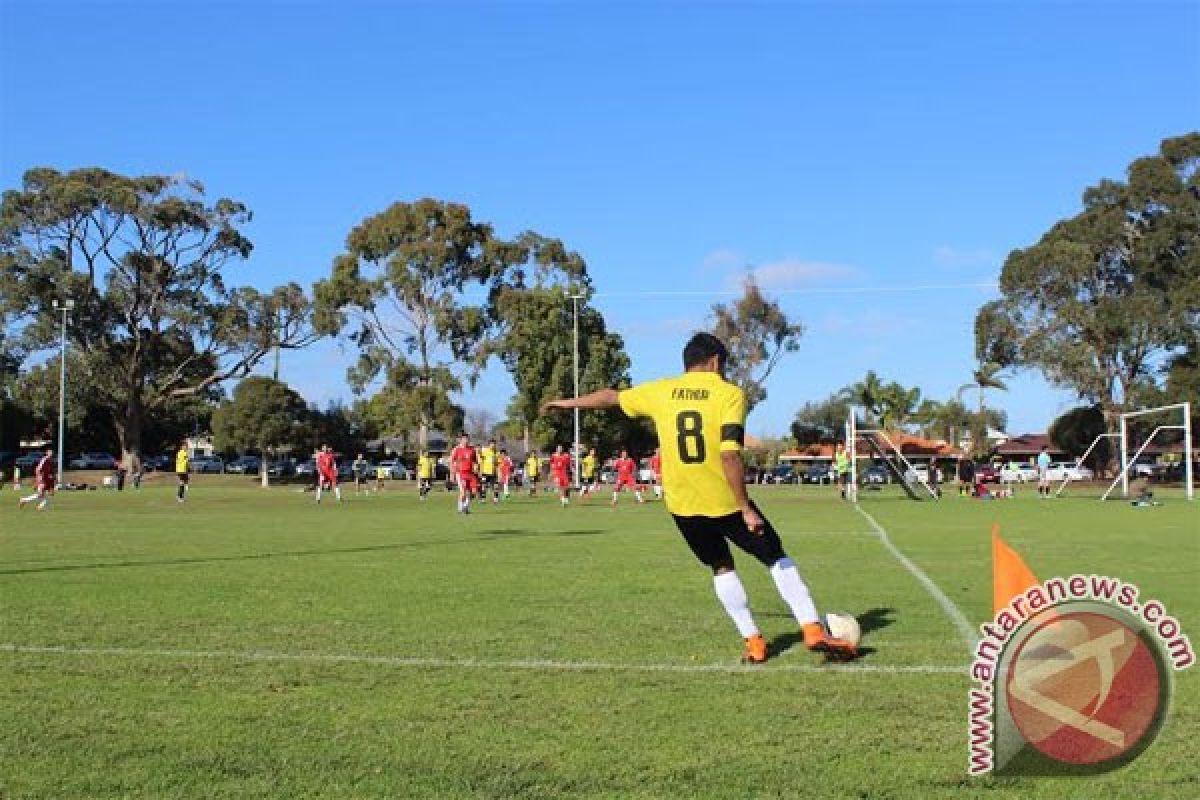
[
  {"xmin": 1046, "ymin": 462, "xmax": 1094, "ymax": 482},
  {"xmin": 378, "ymin": 460, "xmax": 411, "ymax": 480},
  {"xmin": 999, "ymin": 464, "xmax": 1038, "ymax": 484},
  {"xmin": 903, "ymin": 465, "xmax": 930, "ymax": 484}
]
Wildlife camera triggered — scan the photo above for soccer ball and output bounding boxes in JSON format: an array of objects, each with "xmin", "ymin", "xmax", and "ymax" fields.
[{"xmin": 823, "ymin": 612, "xmax": 861, "ymax": 646}]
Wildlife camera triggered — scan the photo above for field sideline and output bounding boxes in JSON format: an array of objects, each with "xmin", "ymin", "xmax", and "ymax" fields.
[{"xmin": 1, "ymin": 480, "xmax": 1196, "ymax": 799}]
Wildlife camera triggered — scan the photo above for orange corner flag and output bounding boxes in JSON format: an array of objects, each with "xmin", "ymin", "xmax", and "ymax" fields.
[{"xmin": 992, "ymin": 523, "xmax": 1040, "ymax": 615}]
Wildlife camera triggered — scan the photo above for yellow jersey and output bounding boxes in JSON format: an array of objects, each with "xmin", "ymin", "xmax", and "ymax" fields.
[
  {"xmin": 581, "ymin": 454, "xmax": 597, "ymax": 479},
  {"xmin": 417, "ymin": 456, "xmax": 434, "ymax": 480},
  {"xmin": 479, "ymin": 446, "xmax": 497, "ymax": 476},
  {"xmin": 618, "ymin": 371, "xmax": 746, "ymax": 517},
  {"xmin": 525, "ymin": 456, "xmax": 540, "ymax": 480},
  {"xmin": 175, "ymin": 448, "xmax": 189, "ymax": 474}
]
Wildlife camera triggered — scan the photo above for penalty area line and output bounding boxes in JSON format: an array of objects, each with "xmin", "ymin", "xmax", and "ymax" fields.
[
  {"xmin": 0, "ymin": 644, "xmax": 965, "ymax": 675},
  {"xmin": 853, "ymin": 504, "xmax": 979, "ymax": 654}
]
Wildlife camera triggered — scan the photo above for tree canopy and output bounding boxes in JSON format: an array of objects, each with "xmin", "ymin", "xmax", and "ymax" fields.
[
  {"xmin": 711, "ymin": 278, "xmax": 804, "ymax": 410},
  {"xmin": 0, "ymin": 168, "xmax": 317, "ymax": 460},
  {"xmin": 976, "ymin": 133, "xmax": 1200, "ymax": 437}
]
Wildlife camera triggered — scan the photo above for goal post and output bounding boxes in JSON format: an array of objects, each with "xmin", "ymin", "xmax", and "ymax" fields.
[{"xmin": 1101, "ymin": 402, "xmax": 1193, "ymax": 502}]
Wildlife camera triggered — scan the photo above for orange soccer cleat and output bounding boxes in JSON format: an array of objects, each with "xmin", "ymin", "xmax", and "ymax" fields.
[
  {"xmin": 802, "ymin": 622, "xmax": 858, "ymax": 662},
  {"xmin": 742, "ymin": 633, "xmax": 768, "ymax": 664}
]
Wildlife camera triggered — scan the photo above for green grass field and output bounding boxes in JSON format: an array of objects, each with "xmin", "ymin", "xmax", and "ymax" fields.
[{"xmin": 1, "ymin": 477, "xmax": 1197, "ymax": 799}]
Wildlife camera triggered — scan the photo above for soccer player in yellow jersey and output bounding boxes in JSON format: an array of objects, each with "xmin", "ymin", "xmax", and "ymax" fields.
[
  {"xmin": 416, "ymin": 451, "xmax": 434, "ymax": 500},
  {"xmin": 524, "ymin": 451, "xmax": 540, "ymax": 497},
  {"xmin": 580, "ymin": 447, "xmax": 599, "ymax": 498},
  {"xmin": 543, "ymin": 333, "xmax": 856, "ymax": 663},
  {"xmin": 479, "ymin": 439, "xmax": 500, "ymax": 504},
  {"xmin": 174, "ymin": 440, "xmax": 190, "ymax": 504}
]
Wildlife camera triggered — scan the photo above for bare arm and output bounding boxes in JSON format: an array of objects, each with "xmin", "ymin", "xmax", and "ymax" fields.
[
  {"xmin": 541, "ymin": 388, "xmax": 621, "ymax": 413},
  {"xmin": 721, "ymin": 450, "xmax": 764, "ymax": 533}
]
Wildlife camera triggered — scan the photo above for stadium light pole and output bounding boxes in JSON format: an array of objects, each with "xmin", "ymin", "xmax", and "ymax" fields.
[
  {"xmin": 571, "ymin": 293, "xmax": 583, "ymax": 489},
  {"xmin": 52, "ymin": 297, "xmax": 75, "ymax": 488}
]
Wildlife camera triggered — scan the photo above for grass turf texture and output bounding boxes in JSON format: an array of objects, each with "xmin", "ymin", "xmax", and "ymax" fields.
[{"xmin": 1, "ymin": 479, "xmax": 1196, "ymax": 799}]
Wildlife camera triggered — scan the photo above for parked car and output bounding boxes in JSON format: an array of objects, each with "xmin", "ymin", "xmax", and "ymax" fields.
[
  {"xmin": 267, "ymin": 459, "xmax": 296, "ymax": 477},
  {"xmin": 191, "ymin": 456, "xmax": 225, "ymax": 474},
  {"xmin": 770, "ymin": 464, "xmax": 798, "ymax": 484},
  {"xmin": 862, "ymin": 465, "xmax": 889, "ymax": 485},
  {"xmin": 1131, "ymin": 459, "xmax": 1159, "ymax": 478},
  {"xmin": 14, "ymin": 452, "xmax": 44, "ymax": 471},
  {"xmin": 803, "ymin": 463, "xmax": 833, "ymax": 484},
  {"xmin": 69, "ymin": 452, "xmax": 118, "ymax": 470},
  {"xmin": 378, "ymin": 459, "xmax": 411, "ymax": 480},
  {"xmin": 143, "ymin": 455, "xmax": 172, "ymax": 472},
  {"xmin": 1046, "ymin": 462, "xmax": 1094, "ymax": 482},
  {"xmin": 974, "ymin": 463, "xmax": 1000, "ymax": 483},
  {"xmin": 294, "ymin": 459, "xmax": 317, "ymax": 477},
  {"xmin": 903, "ymin": 465, "xmax": 930, "ymax": 484},
  {"xmin": 225, "ymin": 455, "xmax": 261, "ymax": 474},
  {"xmin": 999, "ymin": 463, "xmax": 1038, "ymax": 484},
  {"xmin": 0, "ymin": 451, "xmax": 16, "ymax": 470}
]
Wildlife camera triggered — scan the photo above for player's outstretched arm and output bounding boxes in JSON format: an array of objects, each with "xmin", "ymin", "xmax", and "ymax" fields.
[{"xmin": 541, "ymin": 388, "xmax": 620, "ymax": 413}]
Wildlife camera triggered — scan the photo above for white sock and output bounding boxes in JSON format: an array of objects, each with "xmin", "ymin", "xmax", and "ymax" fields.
[
  {"xmin": 713, "ymin": 571, "xmax": 759, "ymax": 637},
  {"xmin": 37, "ymin": 496, "xmax": 49, "ymax": 510},
  {"xmin": 770, "ymin": 558, "xmax": 819, "ymax": 626},
  {"xmin": 315, "ymin": 486, "xmax": 323, "ymax": 503},
  {"xmin": 334, "ymin": 487, "xmax": 342, "ymax": 501}
]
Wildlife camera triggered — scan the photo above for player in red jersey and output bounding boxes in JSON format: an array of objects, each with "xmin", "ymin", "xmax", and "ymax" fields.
[
  {"xmin": 611, "ymin": 448, "xmax": 644, "ymax": 506},
  {"xmin": 450, "ymin": 433, "xmax": 479, "ymax": 514},
  {"xmin": 498, "ymin": 449, "xmax": 514, "ymax": 499},
  {"xmin": 649, "ymin": 447, "xmax": 664, "ymax": 500},
  {"xmin": 18, "ymin": 448, "xmax": 56, "ymax": 511},
  {"xmin": 549, "ymin": 445, "xmax": 573, "ymax": 506},
  {"xmin": 315, "ymin": 445, "xmax": 342, "ymax": 504}
]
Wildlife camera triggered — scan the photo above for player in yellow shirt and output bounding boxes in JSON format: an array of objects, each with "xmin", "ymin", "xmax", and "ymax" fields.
[
  {"xmin": 416, "ymin": 451, "xmax": 434, "ymax": 500},
  {"xmin": 479, "ymin": 439, "xmax": 500, "ymax": 504},
  {"xmin": 174, "ymin": 441, "xmax": 190, "ymax": 504},
  {"xmin": 375, "ymin": 463, "xmax": 388, "ymax": 492},
  {"xmin": 542, "ymin": 333, "xmax": 856, "ymax": 664},
  {"xmin": 524, "ymin": 451, "xmax": 540, "ymax": 497},
  {"xmin": 580, "ymin": 447, "xmax": 599, "ymax": 498}
]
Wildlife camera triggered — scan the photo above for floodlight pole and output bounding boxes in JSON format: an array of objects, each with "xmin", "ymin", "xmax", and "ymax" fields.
[
  {"xmin": 52, "ymin": 298, "xmax": 75, "ymax": 488},
  {"xmin": 571, "ymin": 293, "xmax": 582, "ymax": 489}
]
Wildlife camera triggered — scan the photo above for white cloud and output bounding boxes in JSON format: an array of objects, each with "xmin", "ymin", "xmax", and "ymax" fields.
[
  {"xmin": 729, "ymin": 258, "xmax": 859, "ymax": 290},
  {"xmin": 933, "ymin": 246, "xmax": 999, "ymax": 269},
  {"xmin": 701, "ymin": 248, "xmax": 745, "ymax": 272}
]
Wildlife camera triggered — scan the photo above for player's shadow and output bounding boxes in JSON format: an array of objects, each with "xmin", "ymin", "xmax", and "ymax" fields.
[
  {"xmin": 481, "ymin": 529, "xmax": 607, "ymax": 539},
  {"xmin": 763, "ymin": 606, "xmax": 895, "ymax": 660},
  {"xmin": 0, "ymin": 537, "xmax": 509, "ymax": 576}
]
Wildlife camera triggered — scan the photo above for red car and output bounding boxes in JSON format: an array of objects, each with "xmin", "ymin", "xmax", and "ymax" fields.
[{"xmin": 975, "ymin": 463, "xmax": 1000, "ymax": 483}]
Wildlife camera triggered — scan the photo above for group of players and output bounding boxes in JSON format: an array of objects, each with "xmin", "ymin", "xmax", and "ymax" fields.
[{"xmin": 445, "ymin": 435, "xmax": 664, "ymax": 514}]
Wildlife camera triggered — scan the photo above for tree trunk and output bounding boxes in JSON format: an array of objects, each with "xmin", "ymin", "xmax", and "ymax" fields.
[
  {"xmin": 260, "ymin": 448, "xmax": 270, "ymax": 488},
  {"xmin": 115, "ymin": 394, "xmax": 145, "ymax": 470}
]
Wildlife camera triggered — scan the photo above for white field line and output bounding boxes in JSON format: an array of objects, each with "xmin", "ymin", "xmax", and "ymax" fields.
[
  {"xmin": 0, "ymin": 644, "xmax": 966, "ymax": 676},
  {"xmin": 854, "ymin": 505, "xmax": 979, "ymax": 653}
]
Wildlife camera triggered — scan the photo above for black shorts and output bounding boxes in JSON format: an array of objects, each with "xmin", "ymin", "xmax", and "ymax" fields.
[
  {"xmin": 177, "ymin": 472, "xmax": 189, "ymax": 484},
  {"xmin": 481, "ymin": 473, "xmax": 497, "ymax": 487},
  {"xmin": 671, "ymin": 501, "xmax": 786, "ymax": 572}
]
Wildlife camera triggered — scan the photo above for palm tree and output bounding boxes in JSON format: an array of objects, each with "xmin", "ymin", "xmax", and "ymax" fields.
[
  {"xmin": 879, "ymin": 383, "xmax": 922, "ymax": 431},
  {"xmin": 958, "ymin": 362, "xmax": 1009, "ymax": 453},
  {"xmin": 841, "ymin": 370, "xmax": 887, "ymax": 425}
]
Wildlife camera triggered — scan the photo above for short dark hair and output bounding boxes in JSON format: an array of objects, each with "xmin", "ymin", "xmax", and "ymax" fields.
[{"xmin": 682, "ymin": 333, "xmax": 729, "ymax": 370}]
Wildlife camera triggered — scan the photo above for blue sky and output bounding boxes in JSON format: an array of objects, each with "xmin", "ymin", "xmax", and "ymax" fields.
[{"xmin": 2, "ymin": 1, "xmax": 1197, "ymax": 436}]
